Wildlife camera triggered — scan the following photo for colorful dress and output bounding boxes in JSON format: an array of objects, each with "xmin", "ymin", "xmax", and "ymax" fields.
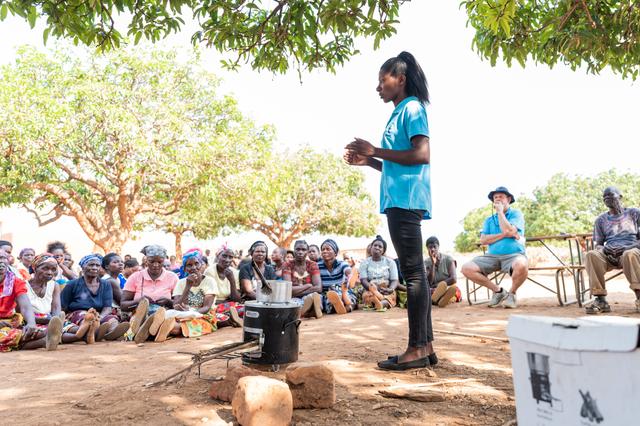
[
  {"xmin": 0, "ymin": 273, "xmax": 28, "ymax": 352},
  {"xmin": 172, "ymin": 276, "xmax": 218, "ymax": 337},
  {"xmin": 209, "ymin": 267, "xmax": 244, "ymax": 322}
]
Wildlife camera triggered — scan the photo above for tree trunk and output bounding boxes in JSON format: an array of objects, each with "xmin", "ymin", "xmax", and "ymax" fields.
[
  {"xmin": 173, "ymin": 230, "xmax": 183, "ymax": 261},
  {"xmin": 275, "ymin": 233, "xmax": 299, "ymax": 249}
]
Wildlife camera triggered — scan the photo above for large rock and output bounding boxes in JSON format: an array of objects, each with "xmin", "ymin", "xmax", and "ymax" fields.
[
  {"xmin": 285, "ymin": 362, "xmax": 335, "ymax": 408},
  {"xmin": 209, "ymin": 365, "xmax": 256, "ymax": 402},
  {"xmin": 232, "ymin": 376, "xmax": 293, "ymax": 426}
]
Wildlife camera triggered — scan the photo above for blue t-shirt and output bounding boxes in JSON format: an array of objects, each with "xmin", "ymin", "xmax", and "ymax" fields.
[
  {"xmin": 61, "ymin": 277, "xmax": 114, "ymax": 312},
  {"xmin": 482, "ymin": 208, "xmax": 526, "ymax": 255},
  {"xmin": 379, "ymin": 96, "xmax": 431, "ymax": 219},
  {"xmin": 317, "ymin": 259, "xmax": 351, "ymax": 291}
]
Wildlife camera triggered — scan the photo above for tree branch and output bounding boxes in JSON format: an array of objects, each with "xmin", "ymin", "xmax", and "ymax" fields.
[{"xmin": 22, "ymin": 203, "xmax": 65, "ymax": 227}]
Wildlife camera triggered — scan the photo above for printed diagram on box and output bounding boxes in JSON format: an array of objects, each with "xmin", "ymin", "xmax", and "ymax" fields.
[
  {"xmin": 527, "ymin": 352, "xmax": 562, "ymax": 408},
  {"xmin": 579, "ymin": 390, "xmax": 604, "ymax": 424}
]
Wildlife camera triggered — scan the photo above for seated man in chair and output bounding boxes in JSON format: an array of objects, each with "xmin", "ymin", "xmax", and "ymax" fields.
[
  {"xmin": 461, "ymin": 186, "xmax": 528, "ymax": 309},
  {"xmin": 585, "ymin": 186, "xmax": 640, "ymax": 314}
]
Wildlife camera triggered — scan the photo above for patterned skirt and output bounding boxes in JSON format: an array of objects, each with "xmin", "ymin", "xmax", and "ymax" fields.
[
  {"xmin": 0, "ymin": 313, "xmax": 24, "ymax": 352},
  {"xmin": 179, "ymin": 310, "xmax": 217, "ymax": 338},
  {"xmin": 67, "ymin": 310, "xmax": 119, "ymax": 325},
  {"xmin": 214, "ymin": 301, "xmax": 244, "ymax": 322}
]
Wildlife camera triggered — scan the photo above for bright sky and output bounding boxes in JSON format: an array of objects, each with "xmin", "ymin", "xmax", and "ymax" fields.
[{"xmin": 1, "ymin": 1, "xmax": 639, "ymax": 258}]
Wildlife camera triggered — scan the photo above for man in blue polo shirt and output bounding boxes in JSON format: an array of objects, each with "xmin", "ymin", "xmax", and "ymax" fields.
[{"xmin": 461, "ymin": 186, "xmax": 528, "ymax": 308}]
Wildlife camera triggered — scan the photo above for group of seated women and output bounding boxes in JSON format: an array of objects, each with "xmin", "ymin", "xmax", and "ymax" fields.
[{"xmin": 0, "ymin": 235, "xmax": 404, "ymax": 352}]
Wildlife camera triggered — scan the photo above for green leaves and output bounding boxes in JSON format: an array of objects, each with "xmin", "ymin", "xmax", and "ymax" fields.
[
  {"xmin": 0, "ymin": 44, "xmax": 273, "ymax": 251},
  {"xmin": 464, "ymin": 0, "xmax": 640, "ymax": 79},
  {"xmin": 3, "ymin": 1, "xmax": 405, "ymax": 74}
]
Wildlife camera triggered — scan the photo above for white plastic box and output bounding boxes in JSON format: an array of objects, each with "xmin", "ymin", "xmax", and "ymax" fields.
[{"xmin": 508, "ymin": 315, "xmax": 640, "ymax": 426}]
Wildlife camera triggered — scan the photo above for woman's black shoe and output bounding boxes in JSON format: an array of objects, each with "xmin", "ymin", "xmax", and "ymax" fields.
[
  {"xmin": 377, "ymin": 356, "xmax": 429, "ymax": 371},
  {"xmin": 387, "ymin": 352, "xmax": 438, "ymax": 367}
]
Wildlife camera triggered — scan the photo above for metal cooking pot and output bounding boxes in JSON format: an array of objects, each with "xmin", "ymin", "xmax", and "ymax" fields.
[{"xmin": 256, "ymin": 280, "xmax": 292, "ymax": 303}]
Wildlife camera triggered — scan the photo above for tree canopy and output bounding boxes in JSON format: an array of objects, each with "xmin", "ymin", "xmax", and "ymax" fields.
[
  {"xmin": 0, "ymin": 45, "xmax": 271, "ymax": 253},
  {"xmin": 454, "ymin": 170, "xmax": 640, "ymax": 252},
  {"xmin": 163, "ymin": 146, "xmax": 381, "ymax": 250},
  {"xmin": 0, "ymin": 0, "xmax": 405, "ymax": 74},
  {"xmin": 464, "ymin": 0, "xmax": 640, "ymax": 79}
]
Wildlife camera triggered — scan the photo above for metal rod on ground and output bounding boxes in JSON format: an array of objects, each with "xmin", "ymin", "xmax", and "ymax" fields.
[
  {"xmin": 146, "ymin": 339, "xmax": 259, "ymax": 387},
  {"xmin": 434, "ymin": 329, "xmax": 509, "ymax": 343}
]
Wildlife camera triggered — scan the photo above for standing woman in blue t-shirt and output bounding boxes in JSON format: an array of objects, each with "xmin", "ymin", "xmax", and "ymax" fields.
[{"xmin": 345, "ymin": 51, "xmax": 435, "ymax": 371}]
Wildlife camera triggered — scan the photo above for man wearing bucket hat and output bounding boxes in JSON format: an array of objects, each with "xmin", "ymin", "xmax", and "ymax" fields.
[{"xmin": 461, "ymin": 186, "xmax": 528, "ymax": 308}]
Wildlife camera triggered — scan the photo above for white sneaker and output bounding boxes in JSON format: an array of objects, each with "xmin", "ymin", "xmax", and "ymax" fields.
[
  {"xmin": 488, "ymin": 288, "xmax": 508, "ymax": 308},
  {"xmin": 503, "ymin": 292, "xmax": 517, "ymax": 309}
]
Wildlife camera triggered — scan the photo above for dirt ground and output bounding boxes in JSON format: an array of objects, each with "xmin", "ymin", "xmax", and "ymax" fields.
[{"xmin": 3, "ymin": 275, "xmax": 639, "ymax": 426}]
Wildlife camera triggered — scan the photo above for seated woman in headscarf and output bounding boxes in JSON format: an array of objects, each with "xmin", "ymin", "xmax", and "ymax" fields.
[
  {"xmin": 238, "ymin": 241, "xmax": 276, "ymax": 301},
  {"xmin": 360, "ymin": 236, "xmax": 399, "ymax": 311},
  {"xmin": 121, "ymin": 244, "xmax": 178, "ymax": 344},
  {"xmin": 205, "ymin": 245, "xmax": 243, "ymax": 327},
  {"xmin": 26, "ymin": 254, "xmax": 89, "ymax": 343},
  {"xmin": 160, "ymin": 250, "xmax": 219, "ymax": 339},
  {"xmin": 17, "ymin": 248, "xmax": 35, "ymax": 281},
  {"xmin": 61, "ymin": 254, "xmax": 130, "ymax": 343},
  {"xmin": 0, "ymin": 250, "xmax": 64, "ymax": 352},
  {"xmin": 317, "ymin": 239, "xmax": 356, "ymax": 314},
  {"xmin": 101, "ymin": 252, "xmax": 125, "ymax": 306}
]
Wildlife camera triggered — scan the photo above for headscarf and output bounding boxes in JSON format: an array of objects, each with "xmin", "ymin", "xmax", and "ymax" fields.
[
  {"xmin": 79, "ymin": 253, "xmax": 104, "ymax": 269},
  {"xmin": 30, "ymin": 253, "xmax": 57, "ymax": 273},
  {"xmin": 215, "ymin": 242, "xmax": 233, "ymax": 259},
  {"xmin": 179, "ymin": 248, "xmax": 203, "ymax": 279},
  {"xmin": 143, "ymin": 245, "xmax": 167, "ymax": 259},
  {"xmin": 321, "ymin": 239, "xmax": 339, "ymax": 255},
  {"xmin": 371, "ymin": 235, "xmax": 387, "ymax": 254}
]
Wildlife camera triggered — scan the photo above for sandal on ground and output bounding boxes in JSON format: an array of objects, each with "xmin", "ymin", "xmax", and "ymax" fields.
[
  {"xmin": 46, "ymin": 316, "xmax": 64, "ymax": 351},
  {"xmin": 148, "ymin": 308, "xmax": 167, "ymax": 336},
  {"xmin": 129, "ymin": 298, "xmax": 149, "ymax": 335},
  {"xmin": 154, "ymin": 318, "xmax": 176, "ymax": 342},
  {"xmin": 96, "ymin": 321, "xmax": 112, "ymax": 342},
  {"xmin": 438, "ymin": 286, "xmax": 458, "ymax": 308},
  {"xmin": 377, "ymin": 356, "xmax": 430, "ymax": 371},
  {"xmin": 327, "ymin": 291, "xmax": 347, "ymax": 315},
  {"xmin": 134, "ymin": 316, "xmax": 154, "ymax": 344},
  {"xmin": 104, "ymin": 322, "xmax": 130, "ymax": 341}
]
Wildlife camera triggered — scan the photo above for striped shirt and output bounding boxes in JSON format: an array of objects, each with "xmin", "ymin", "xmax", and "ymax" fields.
[{"xmin": 317, "ymin": 259, "xmax": 351, "ymax": 290}]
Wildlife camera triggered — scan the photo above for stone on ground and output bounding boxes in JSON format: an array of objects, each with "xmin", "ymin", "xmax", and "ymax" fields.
[
  {"xmin": 232, "ymin": 376, "xmax": 293, "ymax": 426},
  {"xmin": 285, "ymin": 362, "xmax": 336, "ymax": 408},
  {"xmin": 209, "ymin": 365, "xmax": 256, "ymax": 402}
]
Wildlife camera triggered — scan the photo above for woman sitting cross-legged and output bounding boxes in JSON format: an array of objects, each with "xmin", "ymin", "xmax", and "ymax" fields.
[
  {"xmin": 205, "ymin": 246, "xmax": 243, "ymax": 328},
  {"xmin": 27, "ymin": 254, "xmax": 90, "ymax": 344},
  {"xmin": 160, "ymin": 250, "xmax": 218, "ymax": 339},
  {"xmin": 120, "ymin": 245, "xmax": 178, "ymax": 344},
  {"xmin": 317, "ymin": 239, "xmax": 356, "ymax": 314},
  {"xmin": 360, "ymin": 236, "xmax": 399, "ymax": 311},
  {"xmin": 61, "ymin": 254, "xmax": 130, "ymax": 343},
  {"xmin": 0, "ymin": 250, "xmax": 64, "ymax": 352}
]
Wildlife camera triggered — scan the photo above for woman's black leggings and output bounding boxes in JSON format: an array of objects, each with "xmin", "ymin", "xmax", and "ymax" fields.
[{"xmin": 386, "ymin": 207, "xmax": 433, "ymax": 347}]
